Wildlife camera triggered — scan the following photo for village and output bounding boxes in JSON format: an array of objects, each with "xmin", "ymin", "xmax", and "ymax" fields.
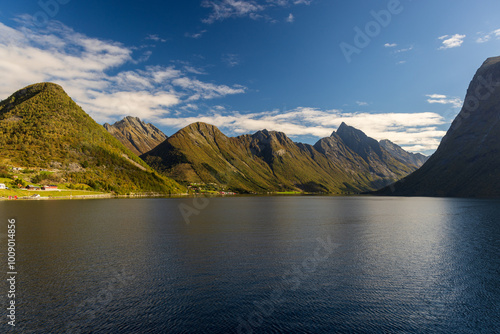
[
  {"xmin": 0, "ymin": 166, "xmax": 105, "ymax": 200},
  {"xmin": 187, "ymin": 183, "xmax": 237, "ymax": 196}
]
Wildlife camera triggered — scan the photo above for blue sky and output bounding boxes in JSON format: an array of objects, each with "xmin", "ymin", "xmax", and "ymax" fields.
[{"xmin": 1, "ymin": 0, "xmax": 500, "ymax": 154}]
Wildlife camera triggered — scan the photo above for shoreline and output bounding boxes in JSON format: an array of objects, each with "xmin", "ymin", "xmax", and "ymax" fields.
[
  {"xmin": 0, "ymin": 192, "xmax": 366, "ymax": 201},
  {"xmin": 0, "ymin": 192, "xmax": 191, "ymax": 201}
]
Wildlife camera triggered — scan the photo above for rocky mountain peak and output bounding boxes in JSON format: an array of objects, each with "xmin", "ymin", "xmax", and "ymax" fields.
[{"xmin": 104, "ymin": 116, "xmax": 167, "ymax": 155}]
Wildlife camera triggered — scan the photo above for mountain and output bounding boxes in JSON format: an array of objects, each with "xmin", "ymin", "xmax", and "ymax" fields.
[
  {"xmin": 314, "ymin": 123, "xmax": 417, "ymax": 189},
  {"xmin": 0, "ymin": 83, "xmax": 183, "ymax": 194},
  {"xmin": 379, "ymin": 139, "xmax": 428, "ymax": 168},
  {"xmin": 141, "ymin": 122, "xmax": 420, "ymax": 194},
  {"xmin": 104, "ymin": 116, "xmax": 167, "ymax": 155},
  {"xmin": 376, "ymin": 56, "xmax": 500, "ymax": 197}
]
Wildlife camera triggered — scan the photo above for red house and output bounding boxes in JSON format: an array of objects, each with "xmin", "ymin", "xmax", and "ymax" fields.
[{"xmin": 42, "ymin": 185, "xmax": 58, "ymax": 190}]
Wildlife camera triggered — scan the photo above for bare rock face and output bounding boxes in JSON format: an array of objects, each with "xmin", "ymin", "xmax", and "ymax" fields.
[
  {"xmin": 379, "ymin": 139, "xmax": 428, "ymax": 168},
  {"xmin": 377, "ymin": 56, "xmax": 500, "ymax": 197},
  {"xmin": 104, "ymin": 116, "xmax": 167, "ymax": 155}
]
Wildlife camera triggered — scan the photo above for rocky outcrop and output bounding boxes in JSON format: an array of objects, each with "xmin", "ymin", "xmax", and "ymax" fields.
[
  {"xmin": 376, "ymin": 56, "xmax": 500, "ymax": 197},
  {"xmin": 104, "ymin": 116, "xmax": 167, "ymax": 155}
]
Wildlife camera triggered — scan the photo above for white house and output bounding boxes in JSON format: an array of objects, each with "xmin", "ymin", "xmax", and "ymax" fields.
[{"xmin": 0, "ymin": 184, "xmax": 6, "ymax": 189}]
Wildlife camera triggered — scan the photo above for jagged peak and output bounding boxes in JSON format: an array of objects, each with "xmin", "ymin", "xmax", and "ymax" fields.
[
  {"xmin": 104, "ymin": 116, "xmax": 165, "ymax": 138},
  {"xmin": 338, "ymin": 121, "xmax": 348, "ymax": 128},
  {"xmin": 379, "ymin": 139, "xmax": 392, "ymax": 145},
  {"xmin": 252, "ymin": 129, "xmax": 291, "ymax": 144},
  {"xmin": 336, "ymin": 122, "xmax": 369, "ymax": 139}
]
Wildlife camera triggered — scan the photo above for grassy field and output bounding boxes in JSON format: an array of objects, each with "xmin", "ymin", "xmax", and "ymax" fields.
[{"xmin": 0, "ymin": 188, "xmax": 107, "ymax": 199}]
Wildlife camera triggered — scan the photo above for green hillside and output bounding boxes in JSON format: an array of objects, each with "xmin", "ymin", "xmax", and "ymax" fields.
[
  {"xmin": 142, "ymin": 122, "xmax": 417, "ymax": 194},
  {"xmin": 0, "ymin": 83, "xmax": 184, "ymax": 195}
]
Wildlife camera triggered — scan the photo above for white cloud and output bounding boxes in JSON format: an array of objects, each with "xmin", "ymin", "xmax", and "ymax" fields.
[
  {"xmin": 426, "ymin": 94, "xmax": 463, "ymax": 108},
  {"xmin": 0, "ymin": 19, "xmax": 246, "ymax": 123},
  {"xmin": 356, "ymin": 101, "xmax": 368, "ymax": 106},
  {"xmin": 172, "ymin": 77, "xmax": 245, "ymax": 100},
  {"xmin": 395, "ymin": 45, "xmax": 413, "ymax": 53},
  {"xmin": 384, "ymin": 43, "xmax": 397, "ymax": 48},
  {"xmin": 201, "ymin": 0, "xmax": 265, "ymax": 23},
  {"xmin": 476, "ymin": 28, "xmax": 500, "ymax": 43},
  {"xmin": 145, "ymin": 34, "xmax": 167, "ymax": 43},
  {"xmin": 286, "ymin": 13, "xmax": 295, "ymax": 23},
  {"xmin": 185, "ymin": 30, "xmax": 208, "ymax": 39},
  {"xmin": 154, "ymin": 107, "xmax": 447, "ymax": 153},
  {"xmin": 202, "ymin": 0, "xmax": 311, "ymax": 23},
  {"xmin": 438, "ymin": 34, "xmax": 466, "ymax": 50}
]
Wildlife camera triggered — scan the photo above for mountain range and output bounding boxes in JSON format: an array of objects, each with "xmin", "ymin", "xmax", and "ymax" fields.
[
  {"xmin": 139, "ymin": 121, "xmax": 424, "ymax": 193},
  {"xmin": 19, "ymin": 54, "xmax": 500, "ymax": 197},
  {"xmin": 376, "ymin": 56, "xmax": 500, "ymax": 197}
]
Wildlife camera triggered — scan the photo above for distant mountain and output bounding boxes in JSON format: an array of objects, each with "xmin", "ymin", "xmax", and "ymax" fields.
[
  {"xmin": 376, "ymin": 56, "xmax": 500, "ymax": 197},
  {"xmin": 0, "ymin": 83, "xmax": 183, "ymax": 194},
  {"xmin": 141, "ymin": 121, "xmax": 420, "ymax": 194},
  {"xmin": 315, "ymin": 123, "xmax": 416, "ymax": 190},
  {"xmin": 379, "ymin": 139, "xmax": 428, "ymax": 168},
  {"xmin": 104, "ymin": 116, "xmax": 167, "ymax": 155}
]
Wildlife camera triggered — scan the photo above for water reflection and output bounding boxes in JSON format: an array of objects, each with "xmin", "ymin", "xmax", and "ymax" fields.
[{"xmin": 0, "ymin": 197, "xmax": 499, "ymax": 333}]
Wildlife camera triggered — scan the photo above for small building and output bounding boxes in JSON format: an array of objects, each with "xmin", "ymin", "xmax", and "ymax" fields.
[
  {"xmin": 26, "ymin": 185, "xmax": 41, "ymax": 190},
  {"xmin": 0, "ymin": 184, "xmax": 6, "ymax": 189},
  {"xmin": 42, "ymin": 185, "xmax": 58, "ymax": 190}
]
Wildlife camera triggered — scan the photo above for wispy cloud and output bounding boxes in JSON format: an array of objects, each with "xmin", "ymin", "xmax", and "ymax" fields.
[
  {"xmin": 0, "ymin": 18, "xmax": 246, "ymax": 123},
  {"xmin": 153, "ymin": 107, "xmax": 447, "ymax": 153},
  {"xmin": 476, "ymin": 28, "xmax": 500, "ymax": 43},
  {"xmin": 185, "ymin": 30, "xmax": 208, "ymax": 39},
  {"xmin": 286, "ymin": 13, "xmax": 295, "ymax": 23},
  {"xmin": 201, "ymin": 0, "xmax": 265, "ymax": 23},
  {"xmin": 438, "ymin": 34, "xmax": 466, "ymax": 50},
  {"xmin": 394, "ymin": 45, "xmax": 413, "ymax": 53},
  {"xmin": 222, "ymin": 53, "xmax": 241, "ymax": 67},
  {"xmin": 426, "ymin": 94, "xmax": 463, "ymax": 108},
  {"xmin": 384, "ymin": 43, "xmax": 397, "ymax": 48},
  {"xmin": 201, "ymin": 0, "xmax": 312, "ymax": 24},
  {"xmin": 356, "ymin": 101, "xmax": 368, "ymax": 106},
  {"xmin": 145, "ymin": 34, "xmax": 167, "ymax": 43}
]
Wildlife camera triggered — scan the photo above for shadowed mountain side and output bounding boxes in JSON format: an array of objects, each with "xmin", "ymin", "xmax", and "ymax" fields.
[
  {"xmin": 379, "ymin": 139, "xmax": 428, "ymax": 168},
  {"xmin": 375, "ymin": 56, "xmax": 500, "ymax": 197}
]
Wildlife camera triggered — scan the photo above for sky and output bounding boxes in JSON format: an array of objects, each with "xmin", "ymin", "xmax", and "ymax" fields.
[{"xmin": 0, "ymin": 0, "xmax": 500, "ymax": 154}]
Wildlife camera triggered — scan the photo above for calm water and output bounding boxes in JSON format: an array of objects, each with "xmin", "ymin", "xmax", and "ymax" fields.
[{"xmin": 1, "ymin": 196, "xmax": 499, "ymax": 333}]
